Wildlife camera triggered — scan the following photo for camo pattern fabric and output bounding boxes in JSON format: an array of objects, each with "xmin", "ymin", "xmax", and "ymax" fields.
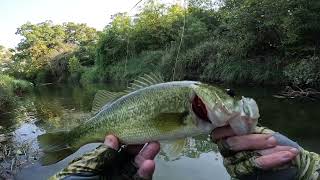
[
  {"xmin": 296, "ymin": 150, "xmax": 320, "ymax": 180},
  {"xmin": 49, "ymin": 144, "xmax": 149, "ymax": 180},
  {"xmin": 218, "ymin": 126, "xmax": 320, "ymax": 180}
]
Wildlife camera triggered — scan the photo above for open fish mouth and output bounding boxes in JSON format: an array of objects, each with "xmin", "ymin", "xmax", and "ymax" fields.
[
  {"xmin": 191, "ymin": 95, "xmax": 258, "ymax": 135},
  {"xmin": 192, "ymin": 94, "xmax": 230, "ymax": 127},
  {"xmin": 191, "ymin": 95, "xmax": 211, "ymax": 124}
]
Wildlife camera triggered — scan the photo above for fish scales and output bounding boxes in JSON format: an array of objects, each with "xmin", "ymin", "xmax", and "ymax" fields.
[
  {"xmin": 38, "ymin": 79, "xmax": 259, "ymax": 165},
  {"xmin": 72, "ymin": 82, "xmax": 194, "ymax": 146}
]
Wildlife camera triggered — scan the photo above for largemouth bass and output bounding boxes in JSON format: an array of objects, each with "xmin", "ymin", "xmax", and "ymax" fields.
[{"xmin": 38, "ymin": 74, "xmax": 259, "ymax": 165}]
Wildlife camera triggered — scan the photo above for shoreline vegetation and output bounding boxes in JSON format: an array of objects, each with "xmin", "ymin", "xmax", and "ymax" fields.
[
  {"xmin": 0, "ymin": 0, "xmax": 320, "ymax": 97},
  {"xmin": 0, "ymin": 74, "xmax": 34, "ymax": 179},
  {"xmin": 0, "ymin": 74, "xmax": 33, "ymax": 118}
]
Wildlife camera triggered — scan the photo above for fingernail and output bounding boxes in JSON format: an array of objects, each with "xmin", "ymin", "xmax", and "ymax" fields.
[
  {"xmin": 138, "ymin": 160, "xmax": 155, "ymax": 179},
  {"xmin": 138, "ymin": 169, "xmax": 152, "ymax": 179},
  {"xmin": 289, "ymin": 148, "xmax": 299, "ymax": 154},
  {"xmin": 104, "ymin": 136, "xmax": 112, "ymax": 146},
  {"xmin": 225, "ymin": 138, "xmax": 235, "ymax": 150},
  {"xmin": 104, "ymin": 135, "xmax": 119, "ymax": 150},
  {"xmin": 266, "ymin": 136, "xmax": 277, "ymax": 147}
]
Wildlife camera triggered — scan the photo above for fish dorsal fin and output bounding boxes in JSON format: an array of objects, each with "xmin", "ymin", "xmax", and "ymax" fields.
[
  {"xmin": 124, "ymin": 73, "xmax": 164, "ymax": 93},
  {"xmin": 91, "ymin": 90, "xmax": 125, "ymax": 114},
  {"xmin": 162, "ymin": 139, "xmax": 187, "ymax": 159},
  {"xmin": 91, "ymin": 73, "xmax": 163, "ymax": 114}
]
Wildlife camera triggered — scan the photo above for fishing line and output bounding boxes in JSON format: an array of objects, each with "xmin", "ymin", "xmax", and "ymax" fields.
[
  {"xmin": 172, "ymin": 0, "xmax": 187, "ymax": 81},
  {"xmin": 124, "ymin": 0, "xmax": 144, "ymax": 83},
  {"xmin": 125, "ymin": 0, "xmax": 187, "ymax": 81},
  {"xmin": 131, "ymin": 0, "xmax": 144, "ymax": 11},
  {"xmin": 124, "ymin": 34, "xmax": 130, "ymax": 85}
]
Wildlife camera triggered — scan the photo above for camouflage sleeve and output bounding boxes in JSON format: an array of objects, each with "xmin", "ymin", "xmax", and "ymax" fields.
[
  {"xmin": 49, "ymin": 144, "xmax": 146, "ymax": 180},
  {"xmin": 295, "ymin": 149, "xmax": 320, "ymax": 180},
  {"xmin": 218, "ymin": 127, "xmax": 320, "ymax": 180}
]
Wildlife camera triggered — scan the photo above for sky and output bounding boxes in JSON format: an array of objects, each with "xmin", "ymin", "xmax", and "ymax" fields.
[{"xmin": 0, "ymin": 0, "xmax": 144, "ymax": 48}]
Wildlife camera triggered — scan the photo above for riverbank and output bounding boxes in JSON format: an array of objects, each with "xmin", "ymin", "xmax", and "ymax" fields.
[
  {"xmin": 1, "ymin": 0, "xmax": 318, "ymax": 89},
  {"xmin": 0, "ymin": 74, "xmax": 33, "ymax": 119},
  {"xmin": 95, "ymin": 47, "xmax": 320, "ymax": 88}
]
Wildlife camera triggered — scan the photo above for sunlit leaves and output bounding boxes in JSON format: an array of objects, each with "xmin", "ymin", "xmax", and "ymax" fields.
[{"xmin": 13, "ymin": 21, "xmax": 99, "ymax": 81}]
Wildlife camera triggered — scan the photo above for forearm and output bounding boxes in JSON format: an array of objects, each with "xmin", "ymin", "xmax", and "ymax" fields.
[
  {"xmin": 50, "ymin": 145, "xmax": 138, "ymax": 180},
  {"xmin": 50, "ymin": 145, "xmax": 116, "ymax": 179}
]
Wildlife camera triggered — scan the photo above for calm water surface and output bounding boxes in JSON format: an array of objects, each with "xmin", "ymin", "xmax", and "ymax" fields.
[{"xmin": 1, "ymin": 83, "xmax": 319, "ymax": 180}]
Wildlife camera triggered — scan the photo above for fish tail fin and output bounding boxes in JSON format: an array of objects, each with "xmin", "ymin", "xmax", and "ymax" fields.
[{"xmin": 37, "ymin": 131, "xmax": 77, "ymax": 165}]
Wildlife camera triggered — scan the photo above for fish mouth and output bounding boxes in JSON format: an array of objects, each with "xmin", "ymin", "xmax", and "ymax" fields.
[
  {"xmin": 191, "ymin": 95, "xmax": 211, "ymax": 124},
  {"xmin": 191, "ymin": 95, "xmax": 258, "ymax": 134},
  {"xmin": 227, "ymin": 114, "xmax": 258, "ymax": 135}
]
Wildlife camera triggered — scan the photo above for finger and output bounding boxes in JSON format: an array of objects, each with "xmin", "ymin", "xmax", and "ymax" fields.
[
  {"xmin": 126, "ymin": 144, "xmax": 145, "ymax": 155},
  {"xmin": 137, "ymin": 160, "xmax": 155, "ymax": 179},
  {"xmin": 226, "ymin": 134, "xmax": 277, "ymax": 151},
  {"xmin": 135, "ymin": 142, "xmax": 160, "ymax": 167},
  {"xmin": 211, "ymin": 126, "xmax": 235, "ymax": 141},
  {"xmin": 104, "ymin": 134, "xmax": 119, "ymax": 150},
  {"xmin": 255, "ymin": 150, "xmax": 299, "ymax": 170},
  {"xmin": 257, "ymin": 146, "xmax": 299, "ymax": 156}
]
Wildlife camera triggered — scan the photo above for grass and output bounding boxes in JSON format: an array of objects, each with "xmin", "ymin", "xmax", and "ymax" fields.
[{"xmin": 0, "ymin": 74, "xmax": 33, "ymax": 118}]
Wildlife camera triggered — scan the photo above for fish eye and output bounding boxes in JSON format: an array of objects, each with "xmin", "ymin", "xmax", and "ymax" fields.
[{"xmin": 226, "ymin": 89, "xmax": 235, "ymax": 97}]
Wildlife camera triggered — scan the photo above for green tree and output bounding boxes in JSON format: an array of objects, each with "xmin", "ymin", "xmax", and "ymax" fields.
[
  {"xmin": 96, "ymin": 13, "xmax": 132, "ymax": 76},
  {"xmin": 13, "ymin": 21, "xmax": 98, "ymax": 82},
  {"xmin": 68, "ymin": 55, "xmax": 81, "ymax": 73},
  {"xmin": 0, "ymin": 45, "xmax": 14, "ymax": 73}
]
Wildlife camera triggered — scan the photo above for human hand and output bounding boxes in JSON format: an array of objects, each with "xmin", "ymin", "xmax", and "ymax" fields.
[
  {"xmin": 104, "ymin": 135, "xmax": 160, "ymax": 179},
  {"xmin": 211, "ymin": 126, "xmax": 300, "ymax": 179}
]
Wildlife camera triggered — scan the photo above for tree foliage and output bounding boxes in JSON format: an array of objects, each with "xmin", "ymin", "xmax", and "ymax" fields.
[
  {"xmin": 2, "ymin": 0, "xmax": 320, "ymax": 87},
  {"xmin": 13, "ymin": 21, "xmax": 99, "ymax": 82},
  {"xmin": 91, "ymin": 0, "xmax": 320, "ymax": 85},
  {"xmin": 0, "ymin": 46, "xmax": 14, "ymax": 73}
]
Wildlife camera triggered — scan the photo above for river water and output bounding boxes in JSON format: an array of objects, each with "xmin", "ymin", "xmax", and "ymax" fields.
[{"xmin": 1, "ymin": 83, "xmax": 320, "ymax": 180}]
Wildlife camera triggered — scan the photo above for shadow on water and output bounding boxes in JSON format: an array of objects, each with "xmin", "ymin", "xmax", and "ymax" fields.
[{"xmin": 0, "ymin": 83, "xmax": 319, "ymax": 180}]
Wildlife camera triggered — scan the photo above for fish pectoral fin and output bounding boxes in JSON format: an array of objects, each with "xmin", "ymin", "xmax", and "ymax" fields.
[
  {"xmin": 92, "ymin": 90, "xmax": 126, "ymax": 114},
  {"xmin": 162, "ymin": 138, "xmax": 187, "ymax": 159},
  {"xmin": 124, "ymin": 73, "xmax": 164, "ymax": 94}
]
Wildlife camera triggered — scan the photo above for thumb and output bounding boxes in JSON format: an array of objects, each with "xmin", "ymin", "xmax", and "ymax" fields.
[
  {"xmin": 137, "ymin": 160, "xmax": 156, "ymax": 180},
  {"xmin": 104, "ymin": 134, "xmax": 120, "ymax": 150}
]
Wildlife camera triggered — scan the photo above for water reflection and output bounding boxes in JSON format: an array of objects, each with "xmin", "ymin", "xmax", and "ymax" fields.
[{"xmin": 159, "ymin": 136, "xmax": 218, "ymax": 161}]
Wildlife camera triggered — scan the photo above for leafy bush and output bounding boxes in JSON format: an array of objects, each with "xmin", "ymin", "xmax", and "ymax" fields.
[
  {"xmin": 79, "ymin": 67, "xmax": 99, "ymax": 85},
  {"xmin": 284, "ymin": 56, "xmax": 320, "ymax": 86},
  {"xmin": 108, "ymin": 50, "xmax": 165, "ymax": 81},
  {"xmin": 159, "ymin": 40, "xmax": 217, "ymax": 81},
  {"xmin": 35, "ymin": 71, "xmax": 49, "ymax": 84},
  {"xmin": 202, "ymin": 58, "xmax": 282, "ymax": 84},
  {"xmin": 0, "ymin": 74, "xmax": 33, "ymax": 95},
  {"xmin": 68, "ymin": 56, "xmax": 81, "ymax": 74},
  {"xmin": 0, "ymin": 74, "xmax": 33, "ymax": 118}
]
